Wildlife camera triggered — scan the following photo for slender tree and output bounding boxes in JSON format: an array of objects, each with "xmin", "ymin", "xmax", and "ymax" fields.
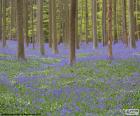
[
  {"xmin": 70, "ymin": 0, "xmax": 77, "ymax": 65},
  {"xmin": 51, "ymin": 0, "xmax": 58, "ymax": 54},
  {"xmin": 64, "ymin": 0, "xmax": 70, "ymax": 47},
  {"xmin": 23, "ymin": 0, "xmax": 29, "ymax": 47},
  {"xmin": 0, "ymin": 0, "xmax": 2, "ymax": 40},
  {"xmin": 128, "ymin": 0, "xmax": 136, "ymax": 48},
  {"xmin": 102, "ymin": 0, "xmax": 107, "ymax": 46},
  {"xmin": 122, "ymin": 0, "xmax": 128, "ymax": 47},
  {"xmin": 113, "ymin": 0, "xmax": 118, "ymax": 43},
  {"xmin": 92, "ymin": 0, "xmax": 98, "ymax": 49},
  {"xmin": 48, "ymin": 0, "xmax": 52, "ymax": 48},
  {"xmin": 85, "ymin": 0, "xmax": 89, "ymax": 44},
  {"xmin": 37, "ymin": 0, "xmax": 45, "ymax": 55},
  {"xmin": 75, "ymin": 0, "xmax": 80, "ymax": 49},
  {"xmin": 108, "ymin": 0, "xmax": 113, "ymax": 59},
  {"xmin": 2, "ymin": 0, "xmax": 6, "ymax": 47},
  {"xmin": 16, "ymin": 0, "xmax": 25, "ymax": 60}
]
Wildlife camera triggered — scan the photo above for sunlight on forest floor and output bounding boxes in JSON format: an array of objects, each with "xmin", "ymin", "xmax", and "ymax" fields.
[{"xmin": 0, "ymin": 41, "xmax": 140, "ymax": 115}]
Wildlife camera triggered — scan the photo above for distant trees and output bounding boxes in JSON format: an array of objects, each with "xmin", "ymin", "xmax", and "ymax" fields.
[{"xmin": 0, "ymin": 0, "xmax": 140, "ymax": 63}]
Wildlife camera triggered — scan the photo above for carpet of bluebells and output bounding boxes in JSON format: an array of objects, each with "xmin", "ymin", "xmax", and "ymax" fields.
[{"xmin": 0, "ymin": 40, "xmax": 140, "ymax": 115}]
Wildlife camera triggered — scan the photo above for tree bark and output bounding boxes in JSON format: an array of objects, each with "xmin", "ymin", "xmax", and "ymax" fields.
[
  {"xmin": 92, "ymin": 0, "xmax": 98, "ymax": 49},
  {"xmin": 37, "ymin": 0, "xmax": 45, "ymax": 55},
  {"xmin": 70, "ymin": 0, "xmax": 77, "ymax": 65},
  {"xmin": 0, "ymin": 0, "xmax": 2, "ymax": 40},
  {"xmin": 128, "ymin": 0, "xmax": 136, "ymax": 48},
  {"xmin": 108, "ymin": 0, "xmax": 113, "ymax": 60},
  {"xmin": 16, "ymin": 0, "xmax": 25, "ymax": 60}
]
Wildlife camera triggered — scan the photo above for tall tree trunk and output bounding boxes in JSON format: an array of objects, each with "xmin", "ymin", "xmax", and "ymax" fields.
[
  {"xmin": 16, "ymin": 0, "xmax": 25, "ymax": 60},
  {"xmin": 102, "ymin": 0, "xmax": 107, "ymax": 46},
  {"xmin": 108, "ymin": 0, "xmax": 113, "ymax": 59},
  {"xmin": 23, "ymin": 0, "xmax": 29, "ymax": 47},
  {"xmin": 32, "ymin": 0, "xmax": 35, "ymax": 49},
  {"xmin": 122, "ymin": 0, "xmax": 128, "ymax": 47},
  {"xmin": 0, "ymin": 0, "xmax": 2, "ymax": 40},
  {"xmin": 64, "ymin": 0, "xmax": 70, "ymax": 47},
  {"xmin": 48, "ymin": 0, "xmax": 52, "ymax": 48},
  {"xmin": 37, "ymin": 0, "xmax": 45, "ymax": 55},
  {"xmin": 70, "ymin": 0, "xmax": 77, "ymax": 65},
  {"xmin": 85, "ymin": 0, "xmax": 89, "ymax": 44},
  {"xmin": 92, "ymin": 0, "xmax": 98, "ymax": 49},
  {"xmin": 75, "ymin": 0, "xmax": 80, "ymax": 49},
  {"xmin": 51, "ymin": 0, "xmax": 58, "ymax": 54},
  {"xmin": 113, "ymin": 0, "xmax": 118, "ymax": 43},
  {"xmin": 2, "ymin": 0, "xmax": 6, "ymax": 47},
  {"xmin": 128, "ymin": 0, "xmax": 136, "ymax": 48}
]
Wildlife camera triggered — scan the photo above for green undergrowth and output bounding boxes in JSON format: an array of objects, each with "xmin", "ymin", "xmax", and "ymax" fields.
[{"xmin": 0, "ymin": 55, "xmax": 140, "ymax": 115}]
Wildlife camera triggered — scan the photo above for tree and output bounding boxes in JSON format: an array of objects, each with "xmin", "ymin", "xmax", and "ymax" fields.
[
  {"xmin": 70, "ymin": 0, "xmax": 77, "ymax": 65},
  {"xmin": 102, "ymin": 0, "xmax": 107, "ymax": 46},
  {"xmin": 64, "ymin": 0, "xmax": 70, "ymax": 47},
  {"xmin": 48, "ymin": 0, "xmax": 52, "ymax": 48},
  {"xmin": 51, "ymin": 0, "xmax": 58, "ymax": 54},
  {"xmin": 2, "ymin": 0, "xmax": 6, "ymax": 47},
  {"xmin": 113, "ymin": 0, "xmax": 118, "ymax": 43},
  {"xmin": 75, "ymin": 0, "xmax": 80, "ymax": 49},
  {"xmin": 0, "ymin": 0, "xmax": 2, "ymax": 41},
  {"xmin": 16, "ymin": 0, "xmax": 25, "ymax": 60},
  {"xmin": 23, "ymin": 0, "xmax": 29, "ymax": 47},
  {"xmin": 37, "ymin": 0, "xmax": 45, "ymax": 55},
  {"xmin": 92, "ymin": 0, "xmax": 98, "ymax": 49},
  {"xmin": 128, "ymin": 0, "xmax": 136, "ymax": 48},
  {"xmin": 122, "ymin": 0, "xmax": 128, "ymax": 47},
  {"xmin": 108, "ymin": 0, "xmax": 113, "ymax": 59},
  {"xmin": 85, "ymin": 0, "xmax": 89, "ymax": 44}
]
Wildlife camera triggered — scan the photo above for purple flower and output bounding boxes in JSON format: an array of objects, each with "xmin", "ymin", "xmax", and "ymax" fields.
[
  {"xmin": 0, "ymin": 73, "xmax": 16, "ymax": 92},
  {"xmin": 52, "ymin": 88, "xmax": 63, "ymax": 97},
  {"xmin": 97, "ymin": 103, "xmax": 106, "ymax": 109},
  {"xmin": 97, "ymin": 97, "xmax": 105, "ymax": 103}
]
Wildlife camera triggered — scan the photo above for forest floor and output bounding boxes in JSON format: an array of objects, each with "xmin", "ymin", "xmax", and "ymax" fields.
[{"xmin": 0, "ymin": 40, "xmax": 140, "ymax": 115}]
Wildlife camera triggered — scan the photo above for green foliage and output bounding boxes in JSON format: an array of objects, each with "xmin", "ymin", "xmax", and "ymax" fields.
[{"xmin": 0, "ymin": 55, "xmax": 140, "ymax": 115}]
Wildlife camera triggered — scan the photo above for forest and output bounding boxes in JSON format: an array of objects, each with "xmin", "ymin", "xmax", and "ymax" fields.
[{"xmin": 0, "ymin": 0, "xmax": 140, "ymax": 115}]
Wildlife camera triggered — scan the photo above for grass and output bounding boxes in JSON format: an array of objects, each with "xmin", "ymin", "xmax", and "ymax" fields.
[{"xmin": 0, "ymin": 53, "xmax": 140, "ymax": 115}]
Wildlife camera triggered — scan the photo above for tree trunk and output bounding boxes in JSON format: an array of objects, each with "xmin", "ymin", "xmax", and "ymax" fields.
[
  {"xmin": 75, "ymin": 0, "xmax": 80, "ymax": 49},
  {"xmin": 51, "ymin": 0, "xmax": 58, "ymax": 54},
  {"xmin": 16, "ymin": 0, "xmax": 25, "ymax": 60},
  {"xmin": 128, "ymin": 0, "xmax": 136, "ymax": 48},
  {"xmin": 23, "ymin": 0, "xmax": 29, "ymax": 47},
  {"xmin": 122, "ymin": 0, "xmax": 128, "ymax": 47},
  {"xmin": 37, "ymin": 0, "xmax": 45, "ymax": 55},
  {"xmin": 0, "ymin": 0, "xmax": 2, "ymax": 40},
  {"xmin": 113, "ymin": 0, "xmax": 118, "ymax": 43},
  {"xmin": 92, "ymin": 0, "xmax": 98, "ymax": 49},
  {"xmin": 108, "ymin": 0, "xmax": 113, "ymax": 60},
  {"xmin": 48, "ymin": 0, "xmax": 52, "ymax": 48},
  {"xmin": 70, "ymin": 0, "xmax": 77, "ymax": 65},
  {"xmin": 102, "ymin": 0, "xmax": 107, "ymax": 46},
  {"xmin": 85, "ymin": 0, "xmax": 89, "ymax": 44},
  {"xmin": 2, "ymin": 0, "xmax": 6, "ymax": 47}
]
